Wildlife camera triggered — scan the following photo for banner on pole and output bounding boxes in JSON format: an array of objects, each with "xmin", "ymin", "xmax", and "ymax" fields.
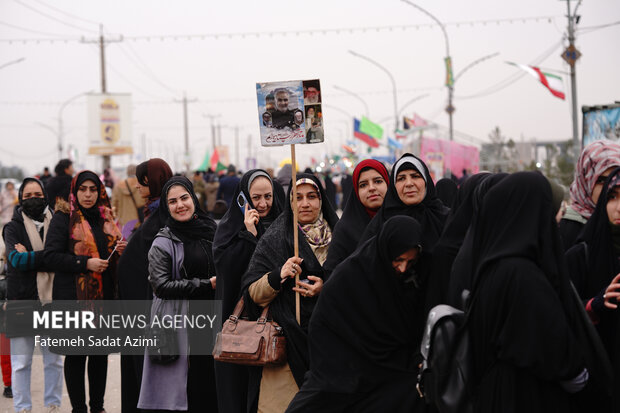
[
  {"xmin": 87, "ymin": 93, "xmax": 133, "ymax": 155},
  {"xmin": 256, "ymin": 79, "xmax": 324, "ymax": 146}
]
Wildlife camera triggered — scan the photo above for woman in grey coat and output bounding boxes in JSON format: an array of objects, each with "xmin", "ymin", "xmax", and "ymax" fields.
[{"xmin": 137, "ymin": 176, "xmax": 218, "ymax": 412}]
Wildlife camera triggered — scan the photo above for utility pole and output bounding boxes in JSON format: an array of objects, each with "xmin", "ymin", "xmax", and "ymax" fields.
[
  {"xmin": 561, "ymin": 0, "xmax": 582, "ymax": 157},
  {"xmin": 81, "ymin": 25, "xmax": 122, "ymax": 170},
  {"xmin": 176, "ymin": 92, "xmax": 197, "ymax": 174}
]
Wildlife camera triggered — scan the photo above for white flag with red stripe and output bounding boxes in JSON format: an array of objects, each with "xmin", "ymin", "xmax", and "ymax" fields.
[{"xmin": 508, "ymin": 62, "xmax": 565, "ymax": 100}]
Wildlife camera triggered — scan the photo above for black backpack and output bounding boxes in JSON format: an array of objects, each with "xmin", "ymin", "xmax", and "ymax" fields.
[{"xmin": 416, "ymin": 293, "xmax": 475, "ymax": 413}]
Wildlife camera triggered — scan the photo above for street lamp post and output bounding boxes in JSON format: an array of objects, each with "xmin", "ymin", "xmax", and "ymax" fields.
[
  {"xmin": 401, "ymin": 0, "xmax": 454, "ymax": 140},
  {"xmin": 348, "ymin": 50, "xmax": 398, "ymax": 137},
  {"xmin": 58, "ymin": 92, "xmax": 90, "ymax": 161},
  {"xmin": 333, "ymin": 85, "xmax": 370, "ymax": 118}
]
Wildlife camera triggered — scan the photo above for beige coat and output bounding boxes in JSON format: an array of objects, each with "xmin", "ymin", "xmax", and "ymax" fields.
[{"xmin": 112, "ymin": 177, "xmax": 145, "ymax": 228}]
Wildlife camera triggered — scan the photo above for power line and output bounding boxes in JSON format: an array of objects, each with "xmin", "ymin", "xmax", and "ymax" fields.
[
  {"xmin": 27, "ymin": 0, "xmax": 100, "ymax": 26},
  {"xmin": 0, "ymin": 15, "xmax": 561, "ymax": 44},
  {"xmin": 115, "ymin": 38, "xmax": 181, "ymax": 96},
  {"xmin": 0, "ymin": 20, "xmax": 77, "ymax": 37},
  {"xmin": 12, "ymin": 0, "xmax": 98, "ymax": 34},
  {"xmin": 577, "ymin": 20, "xmax": 620, "ymax": 35}
]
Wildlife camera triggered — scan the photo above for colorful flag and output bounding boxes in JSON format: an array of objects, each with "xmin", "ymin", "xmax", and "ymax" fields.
[
  {"xmin": 354, "ymin": 118, "xmax": 379, "ymax": 148},
  {"xmin": 198, "ymin": 150, "xmax": 210, "ymax": 171},
  {"xmin": 359, "ymin": 117, "xmax": 384, "ymax": 140},
  {"xmin": 387, "ymin": 137, "xmax": 403, "ymax": 149},
  {"xmin": 210, "ymin": 148, "xmax": 220, "ymax": 171},
  {"xmin": 403, "ymin": 113, "xmax": 428, "ymax": 129},
  {"xmin": 508, "ymin": 62, "xmax": 565, "ymax": 100}
]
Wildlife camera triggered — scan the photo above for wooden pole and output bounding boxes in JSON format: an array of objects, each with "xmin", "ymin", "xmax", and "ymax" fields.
[{"xmin": 291, "ymin": 144, "xmax": 300, "ymax": 325}]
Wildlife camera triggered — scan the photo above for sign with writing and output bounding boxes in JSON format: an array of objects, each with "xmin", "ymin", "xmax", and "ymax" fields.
[
  {"xmin": 256, "ymin": 79, "xmax": 324, "ymax": 146},
  {"xmin": 87, "ymin": 93, "xmax": 133, "ymax": 155}
]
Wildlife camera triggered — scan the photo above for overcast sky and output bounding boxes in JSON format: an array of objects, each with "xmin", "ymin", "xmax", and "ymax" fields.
[{"xmin": 1, "ymin": 0, "xmax": 619, "ymax": 176}]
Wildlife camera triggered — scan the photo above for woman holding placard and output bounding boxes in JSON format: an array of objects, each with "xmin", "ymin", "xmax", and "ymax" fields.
[{"xmin": 241, "ymin": 173, "xmax": 339, "ymax": 412}]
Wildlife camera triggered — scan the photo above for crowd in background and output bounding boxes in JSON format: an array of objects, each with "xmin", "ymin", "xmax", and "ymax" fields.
[{"xmin": 0, "ymin": 139, "xmax": 620, "ymax": 412}]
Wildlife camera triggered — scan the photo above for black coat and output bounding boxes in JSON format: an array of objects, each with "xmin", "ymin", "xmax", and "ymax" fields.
[
  {"xmin": 2, "ymin": 207, "xmax": 47, "ymax": 300},
  {"xmin": 44, "ymin": 210, "xmax": 116, "ymax": 301}
]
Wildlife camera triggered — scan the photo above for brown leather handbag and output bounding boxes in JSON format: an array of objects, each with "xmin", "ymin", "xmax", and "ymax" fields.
[{"xmin": 212, "ymin": 297, "xmax": 287, "ymax": 366}]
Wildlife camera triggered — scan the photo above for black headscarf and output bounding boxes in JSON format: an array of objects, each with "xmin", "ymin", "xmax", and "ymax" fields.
[
  {"xmin": 159, "ymin": 176, "xmax": 217, "ymax": 243},
  {"xmin": 435, "ymin": 178, "xmax": 458, "ymax": 208},
  {"xmin": 323, "ymin": 160, "xmax": 389, "ymax": 277},
  {"xmin": 358, "ymin": 153, "xmax": 449, "ymax": 252},
  {"xmin": 18, "ymin": 177, "xmax": 49, "ymax": 221},
  {"xmin": 303, "ymin": 216, "xmax": 427, "ymax": 396},
  {"xmin": 73, "ymin": 170, "xmax": 103, "ymax": 227},
  {"xmin": 213, "ymin": 169, "xmax": 283, "ymax": 251},
  {"xmin": 241, "ymin": 173, "xmax": 339, "ymax": 387}
]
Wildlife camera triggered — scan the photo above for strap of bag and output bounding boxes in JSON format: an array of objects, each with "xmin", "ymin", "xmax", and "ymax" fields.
[{"xmin": 229, "ymin": 297, "xmax": 270, "ymax": 322}]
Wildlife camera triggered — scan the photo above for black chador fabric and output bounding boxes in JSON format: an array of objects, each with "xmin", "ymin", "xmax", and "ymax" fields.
[
  {"xmin": 241, "ymin": 173, "xmax": 339, "ymax": 390},
  {"xmin": 435, "ymin": 177, "xmax": 458, "ymax": 208},
  {"xmin": 212, "ymin": 169, "xmax": 283, "ymax": 413},
  {"xmin": 323, "ymin": 161, "xmax": 389, "ymax": 279},
  {"xmin": 286, "ymin": 216, "xmax": 428, "ymax": 413},
  {"xmin": 440, "ymin": 173, "xmax": 507, "ymax": 308},
  {"xmin": 466, "ymin": 172, "xmax": 586, "ymax": 413},
  {"xmin": 566, "ymin": 166, "xmax": 620, "ymax": 409},
  {"xmin": 358, "ymin": 153, "xmax": 448, "ymax": 252}
]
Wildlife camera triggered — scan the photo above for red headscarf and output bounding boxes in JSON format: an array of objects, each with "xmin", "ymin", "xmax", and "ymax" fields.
[{"xmin": 352, "ymin": 159, "xmax": 390, "ymax": 218}]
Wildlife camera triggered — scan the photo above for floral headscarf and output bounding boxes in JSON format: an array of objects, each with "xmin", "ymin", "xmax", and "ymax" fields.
[
  {"xmin": 69, "ymin": 171, "xmax": 122, "ymax": 300},
  {"xmin": 569, "ymin": 139, "xmax": 620, "ymax": 218}
]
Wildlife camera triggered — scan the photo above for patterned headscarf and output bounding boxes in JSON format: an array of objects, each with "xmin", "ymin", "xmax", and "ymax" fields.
[
  {"xmin": 69, "ymin": 171, "xmax": 122, "ymax": 301},
  {"xmin": 294, "ymin": 177, "xmax": 332, "ymax": 262},
  {"xmin": 570, "ymin": 139, "xmax": 620, "ymax": 218}
]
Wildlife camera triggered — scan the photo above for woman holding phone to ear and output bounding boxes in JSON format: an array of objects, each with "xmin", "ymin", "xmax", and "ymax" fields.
[
  {"xmin": 44, "ymin": 170, "xmax": 126, "ymax": 413},
  {"xmin": 213, "ymin": 169, "xmax": 283, "ymax": 413}
]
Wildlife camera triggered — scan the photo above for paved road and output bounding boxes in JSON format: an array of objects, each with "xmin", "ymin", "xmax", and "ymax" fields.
[{"xmin": 0, "ymin": 354, "xmax": 121, "ymax": 413}]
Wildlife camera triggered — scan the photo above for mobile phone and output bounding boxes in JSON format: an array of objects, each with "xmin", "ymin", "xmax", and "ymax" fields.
[
  {"xmin": 300, "ymin": 278, "xmax": 314, "ymax": 285},
  {"xmin": 237, "ymin": 192, "xmax": 251, "ymax": 214}
]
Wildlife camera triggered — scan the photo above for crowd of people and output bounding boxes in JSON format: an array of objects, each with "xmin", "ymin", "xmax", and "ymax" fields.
[{"xmin": 0, "ymin": 139, "xmax": 620, "ymax": 412}]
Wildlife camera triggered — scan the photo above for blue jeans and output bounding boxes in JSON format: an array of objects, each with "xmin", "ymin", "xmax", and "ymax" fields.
[{"xmin": 10, "ymin": 336, "xmax": 63, "ymax": 411}]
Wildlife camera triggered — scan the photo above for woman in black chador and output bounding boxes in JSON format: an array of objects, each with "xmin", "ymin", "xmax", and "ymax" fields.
[
  {"xmin": 439, "ymin": 173, "xmax": 507, "ymax": 308},
  {"xmin": 116, "ymin": 158, "xmax": 173, "ymax": 413},
  {"xmin": 358, "ymin": 153, "xmax": 448, "ymax": 253},
  {"xmin": 323, "ymin": 159, "xmax": 389, "ymax": 278},
  {"xmin": 212, "ymin": 169, "xmax": 283, "ymax": 413},
  {"xmin": 465, "ymin": 172, "xmax": 588, "ymax": 412},
  {"xmin": 286, "ymin": 216, "xmax": 429, "ymax": 413},
  {"xmin": 241, "ymin": 173, "xmax": 339, "ymax": 412},
  {"xmin": 566, "ymin": 166, "xmax": 620, "ymax": 409}
]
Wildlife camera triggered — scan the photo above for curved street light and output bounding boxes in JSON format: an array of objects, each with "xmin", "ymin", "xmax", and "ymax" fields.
[
  {"xmin": 0, "ymin": 57, "xmax": 25, "ymax": 71},
  {"xmin": 348, "ymin": 50, "xmax": 398, "ymax": 137},
  {"xmin": 400, "ymin": 0, "xmax": 454, "ymax": 140},
  {"xmin": 333, "ymin": 85, "xmax": 370, "ymax": 118}
]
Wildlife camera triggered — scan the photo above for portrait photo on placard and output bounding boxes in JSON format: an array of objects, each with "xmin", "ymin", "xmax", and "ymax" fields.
[
  {"xmin": 305, "ymin": 103, "xmax": 324, "ymax": 143},
  {"xmin": 256, "ymin": 80, "xmax": 306, "ymax": 146}
]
